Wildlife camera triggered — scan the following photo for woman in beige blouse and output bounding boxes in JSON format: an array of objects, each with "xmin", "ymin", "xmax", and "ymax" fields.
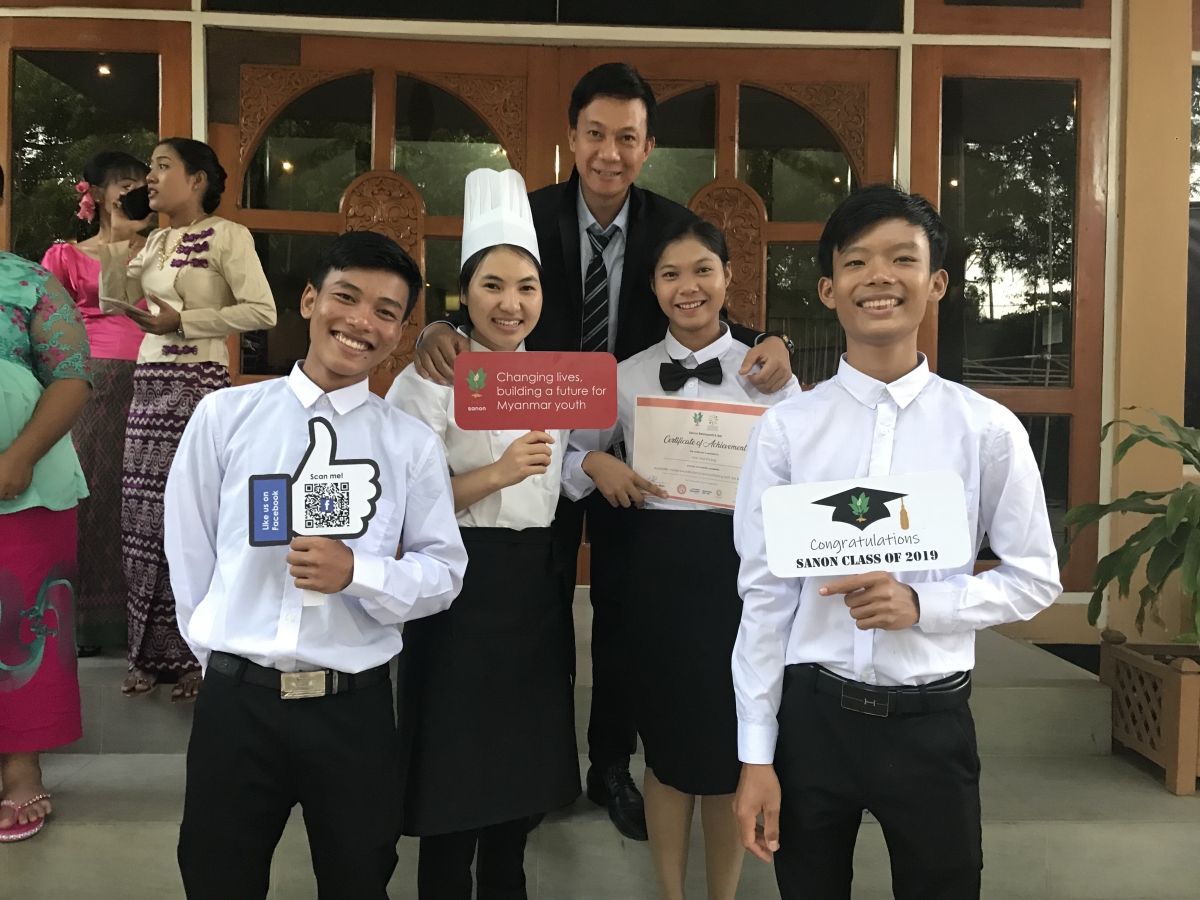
[{"xmin": 100, "ymin": 138, "xmax": 275, "ymax": 702}]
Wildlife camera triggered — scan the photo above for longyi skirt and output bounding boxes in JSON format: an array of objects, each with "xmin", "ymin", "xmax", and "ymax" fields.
[
  {"xmin": 0, "ymin": 507, "xmax": 82, "ymax": 753},
  {"xmin": 122, "ymin": 361, "xmax": 228, "ymax": 675},
  {"xmin": 621, "ymin": 508, "xmax": 743, "ymax": 796},
  {"xmin": 399, "ymin": 527, "xmax": 580, "ymax": 836},
  {"xmin": 72, "ymin": 357, "xmax": 136, "ymax": 648}
]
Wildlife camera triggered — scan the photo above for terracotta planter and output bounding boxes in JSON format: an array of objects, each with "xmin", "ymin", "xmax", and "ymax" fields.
[{"xmin": 1099, "ymin": 631, "xmax": 1200, "ymax": 795}]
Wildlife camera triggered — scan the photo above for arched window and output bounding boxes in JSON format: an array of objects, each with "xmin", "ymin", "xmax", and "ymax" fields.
[
  {"xmin": 242, "ymin": 73, "xmax": 373, "ymax": 212},
  {"xmin": 636, "ymin": 85, "xmax": 716, "ymax": 206}
]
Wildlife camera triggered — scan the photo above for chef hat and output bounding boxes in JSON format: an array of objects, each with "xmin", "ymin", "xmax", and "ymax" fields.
[{"xmin": 460, "ymin": 168, "xmax": 540, "ymax": 269}]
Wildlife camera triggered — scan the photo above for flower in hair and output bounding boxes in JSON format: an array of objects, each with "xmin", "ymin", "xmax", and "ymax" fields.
[{"xmin": 75, "ymin": 181, "xmax": 96, "ymax": 222}]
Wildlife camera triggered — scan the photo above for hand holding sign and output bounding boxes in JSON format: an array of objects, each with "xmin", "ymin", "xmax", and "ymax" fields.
[{"xmin": 249, "ymin": 417, "xmax": 381, "ymax": 606}]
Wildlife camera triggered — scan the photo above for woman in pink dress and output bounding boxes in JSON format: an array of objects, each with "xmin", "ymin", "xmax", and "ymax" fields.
[{"xmin": 41, "ymin": 152, "xmax": 151, "ymax": 662}]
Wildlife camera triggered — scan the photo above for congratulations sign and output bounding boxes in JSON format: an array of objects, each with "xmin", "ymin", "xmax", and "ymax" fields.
[
  {"xmin": 453, "ymin": 351, "xmax": 617, "ymax": 431},
  {"xmin": 761, "ymin": 471, "xmax": 973, "ymax": 578}
]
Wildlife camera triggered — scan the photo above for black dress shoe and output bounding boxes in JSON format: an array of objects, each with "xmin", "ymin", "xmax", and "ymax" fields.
[{"xmin": 586, "ymin": 764, "xmax": 648, "ymax": 841}]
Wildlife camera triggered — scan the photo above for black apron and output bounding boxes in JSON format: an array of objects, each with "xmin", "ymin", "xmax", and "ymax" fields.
[
  {"xmin": 621, "ymin": 508, "xmax": 743, "ymax": 796},
  {"xmin": 398, "ymin": 527, "xmax": 580, "ymax": 836}
]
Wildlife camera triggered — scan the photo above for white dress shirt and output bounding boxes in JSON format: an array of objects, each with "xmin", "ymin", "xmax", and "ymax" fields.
[
  {"xmin": 577, "ymin": 187, "xmax": 631, "ymax": 355},
  {"xmin": 563, "ymin": 325, "xmax": 800, "ymax": 512},
  {"xmin": 386, "ymin": 340, "xmax": 567, "ymax": 529},
  {"xmin": 732, "ymin": 355, "xmax": 1062, "ymax": 764},
  {"xmin": 163, "ymin": 363, "xmax": 468, "ymax": 674}
]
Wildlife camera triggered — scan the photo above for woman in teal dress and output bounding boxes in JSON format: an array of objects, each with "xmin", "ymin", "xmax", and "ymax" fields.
[{"xmin": 0, "ymin": 163, "xmax": 93, "ymax": 843}]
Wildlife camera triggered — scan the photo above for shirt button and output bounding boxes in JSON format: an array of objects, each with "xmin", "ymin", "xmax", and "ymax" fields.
[{"xmin": 285, "ymin": 613, "xmax": 296, "ymax": 623}]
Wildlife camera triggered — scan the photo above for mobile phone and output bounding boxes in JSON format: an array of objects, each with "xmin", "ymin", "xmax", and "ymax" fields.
[{"xmin": 119, "ymin": 185, "xmax": 152, "ymax": 222}]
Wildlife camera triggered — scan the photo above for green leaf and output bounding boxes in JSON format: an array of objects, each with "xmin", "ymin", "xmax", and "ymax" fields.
[
  {"xmin": 1180, "ymin": 528, "xmax": 1200, "ymax": 599},
  {"xmin": 1111, "ymin": 422, "xmax": 1200, "ymax": 469},
  {"xmin": 1171, "ymin": 632, "xmax": 1200, "ymax": 645},
  {"xmin": 1086, "ymin": 588, "xmax": 1104, "ymax": 626},
  {"xmin": 1144, "ymin": 522, "xmax": 1191, "ymax": 589}
]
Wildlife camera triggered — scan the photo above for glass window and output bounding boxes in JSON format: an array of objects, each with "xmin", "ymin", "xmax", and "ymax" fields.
[
  {"xmin": 207, "ymin": 0, "xmax": 902, "ymax": 30},
  {"xmin": 635, "ymin": 86, "xmax": 716, "ymax": 207},
  {"xmin": 394, "ymin": 77, "xmax": 510, "ymax": 218},
  {"xmin": 242, "ymin": 74, "xmax": 372, "ymax": 213},
  {"xmin": 10, "ymin": 51, "xmax": 159, "ymax": 263},
  {"xmin": 424, "ymin": 238, "xmax": 463, "ymax": 327},
  {"xmin": 240, "ymin": 233, "xmax": 336, "ymax": 376},
  {"xmin": 737, "ymin": 86, "xmax": 854, "ymax": 223},
  {"xmin": 765, "ymin": 243, "xmax": 844, "ymax": 386},
  {"xmin": 939, "ymin": 77, "xmax": 1078, "ymax": 389}
]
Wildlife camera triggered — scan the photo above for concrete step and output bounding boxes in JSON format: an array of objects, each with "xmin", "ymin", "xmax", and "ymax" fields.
[{"xmin": 4, "ymin": 751, "xmax": 1197, "ymax": 900}]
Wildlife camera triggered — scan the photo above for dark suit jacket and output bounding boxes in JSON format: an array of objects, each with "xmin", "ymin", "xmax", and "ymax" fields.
[{"xmin": 445, "ymin": 168, "xmax": 764, "ymax": 361}]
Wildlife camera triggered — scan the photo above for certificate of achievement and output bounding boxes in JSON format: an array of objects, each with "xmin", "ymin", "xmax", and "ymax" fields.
[
  {"xmin": 761, "ymin": 471, "xmax": 974, "ymax": 578},
  {"xmin": 631, "ymin": 396, "xmax": 768, "ymax": 509}
]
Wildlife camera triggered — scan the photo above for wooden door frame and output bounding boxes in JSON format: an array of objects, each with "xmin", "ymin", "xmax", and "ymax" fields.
[
  {"xmin": 0, "ymin": 18, "xmax": 191, "ymax": 253},
  {"xmin": 911, "ymin": 45, "xmax": 1109, "ymax": 591}
]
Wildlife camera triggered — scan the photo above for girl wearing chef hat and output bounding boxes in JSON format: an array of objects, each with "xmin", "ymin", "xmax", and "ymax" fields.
[{"xmin": 387, "ymin": 168, "xmax": 580, "ymax": 899}]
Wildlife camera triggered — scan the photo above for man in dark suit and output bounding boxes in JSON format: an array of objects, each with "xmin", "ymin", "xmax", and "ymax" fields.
[{"xmin": 415, "ymin": 63, "xmax": 793, "ymax": 841}]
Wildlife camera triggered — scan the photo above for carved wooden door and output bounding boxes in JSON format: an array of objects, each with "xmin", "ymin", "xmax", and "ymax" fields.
[
  {"xmin": 565, "ymin": 48, "xmax": 897, "ymax": 386},
  {"xmin": 216, "ymin": 39, "xmax": 555, "ymax": 391},
  {"xmin": 220, "ymin": 41, "xmax": 895, "ymax": 393}
]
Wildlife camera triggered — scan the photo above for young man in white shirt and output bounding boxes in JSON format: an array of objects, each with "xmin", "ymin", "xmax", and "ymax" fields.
[
  {"xmin": 164, "ymin": 231, "xmax": 468, "ymax": 900},
  {"xmin": 731, "ymin": 185, "xmax": 1062, "ymax": 900}
]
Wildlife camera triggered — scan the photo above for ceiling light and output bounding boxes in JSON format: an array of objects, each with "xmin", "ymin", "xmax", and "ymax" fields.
[
  {"xmin": 97, "ymin": 64, "xmax": 111, "ymax": 76},
  {"xmin": 833, "ymin": 176, "xmax": 841, "ymax": 184},
  {"xmin": 281, "ymin": 161, "xmax": 293, "ymax": 172},
  {"xmin": 948, "ymin": 178, "xmax": 959, "ymax": 187}
]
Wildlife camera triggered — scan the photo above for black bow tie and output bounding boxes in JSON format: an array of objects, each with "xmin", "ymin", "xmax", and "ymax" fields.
[{"xmin": 659, "ymin": 357, "xmax": 724, "ymax": 392}]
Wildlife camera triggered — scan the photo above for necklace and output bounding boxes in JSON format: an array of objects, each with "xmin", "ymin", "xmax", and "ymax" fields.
[{"xmin": 157, "ymin": 215, "xmax": 205, "ymax": 269}]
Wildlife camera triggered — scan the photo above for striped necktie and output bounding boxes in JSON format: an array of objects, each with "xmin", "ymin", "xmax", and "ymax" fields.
[{"xmin": 581, "ymin": 225, "xmax": 614, "ymax": 353}]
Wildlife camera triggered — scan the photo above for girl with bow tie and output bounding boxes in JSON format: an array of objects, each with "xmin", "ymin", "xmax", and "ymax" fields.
[{"xmin": 563, "ymin": 219, "xmax": 798, "ymax": 900}]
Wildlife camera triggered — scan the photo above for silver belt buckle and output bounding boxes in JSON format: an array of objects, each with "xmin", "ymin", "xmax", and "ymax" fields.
[
  {"xmin": 280, "ymin": 670, "xmax": 326, "ymax": 699},
  {"xmin": 840, "ymin": 681, "xmax": 890, "ymax": 717}
]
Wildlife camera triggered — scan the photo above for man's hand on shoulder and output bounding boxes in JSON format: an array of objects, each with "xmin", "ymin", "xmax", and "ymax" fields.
[
  {"xmin": 739, "ymin": 336, "xmax": 793, "ymax": 394},
  {"xmin": 414, "ymin": 322, "xmax": 470, "ymax": 386}
]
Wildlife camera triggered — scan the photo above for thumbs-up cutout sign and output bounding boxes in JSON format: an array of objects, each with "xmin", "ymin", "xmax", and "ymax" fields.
[
  {"xmin": 248, "ymin": 417, "xmax": 381, "ymax": 547},
  {"xmin": 290, "ymin": 418, "xmax": 381, "ymax": 540}
]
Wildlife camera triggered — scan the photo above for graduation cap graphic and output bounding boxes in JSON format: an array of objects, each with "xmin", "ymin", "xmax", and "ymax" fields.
[{"xmin": 813, "ymin": 486, "xmax": 909, "ymax": 531}]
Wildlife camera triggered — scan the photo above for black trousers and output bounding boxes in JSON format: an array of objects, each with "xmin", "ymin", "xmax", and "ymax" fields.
[
  {"xmin": 177, "ymin": 667, "xmax": 403, "ymax": 900},
  {"xmin": 417, "ymin": 818, "xmax": 529, "ymax": 900},
  {"xmin": 773, "ymin": 666, "xmax": 983, "ymax": 900},
  {"xmin": 553, "ymin": 493, "xmax": 638, "ymax": 770}
]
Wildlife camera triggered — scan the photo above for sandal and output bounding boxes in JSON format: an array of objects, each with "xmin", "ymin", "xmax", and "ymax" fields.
[
  {"xmin": 171, "ymin": 670, "xmax": 202, "ymax": 704},
  {"xmin": 121, "ymin": 668, "xmax": 158, "ymax": 697},
  {"xmin": 0, "ymin": 794, "xmax": 51, "ymax": 843}
]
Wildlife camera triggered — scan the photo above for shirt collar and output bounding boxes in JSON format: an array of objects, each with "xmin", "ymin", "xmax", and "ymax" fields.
[
  {"xmin": 664, "ymin": 322, "xmax": 732, "ymax": 365},
  {"xmin": 835, "ymin": 354, "xmax": 931, "ymax": 410},
  {"xmin": 288, "ymin": 362, "xmax": 371, "ymax": 415},
  {"xmin": 578, "ymin": 186, "xmax": 630, "ymax": 237}
]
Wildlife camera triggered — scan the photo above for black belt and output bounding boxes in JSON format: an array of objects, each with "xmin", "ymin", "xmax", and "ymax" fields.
[
  {"xmin": 787, "ymin": 663, "xmax": 971, "ymax": 718},
  {"xmin": 207, "ymin": 651, "xmax": 390, "ymax": 700}
]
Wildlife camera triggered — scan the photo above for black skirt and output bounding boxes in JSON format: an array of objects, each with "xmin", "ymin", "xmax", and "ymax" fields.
[
  {"xmin": 621, "ymin": 509, "xmax": 743, "ymax": 796},
  {"xmin": 398, "ymin": 527, "xmax": 581, "ymax": 836}
]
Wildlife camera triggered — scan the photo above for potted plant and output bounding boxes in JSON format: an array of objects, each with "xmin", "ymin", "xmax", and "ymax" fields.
[{"xmin": 1061, "ymin": 408, "xmax": 1200, "ymax": 794}]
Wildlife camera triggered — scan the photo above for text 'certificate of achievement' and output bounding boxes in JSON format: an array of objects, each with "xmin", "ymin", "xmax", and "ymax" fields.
[
  {"xmin": 761, "ymin": 472, "xmax": 974, "ymax": 578},
  {"xmin": 632, "ymin": 397, "xmax": 768, "ymax": 509}
]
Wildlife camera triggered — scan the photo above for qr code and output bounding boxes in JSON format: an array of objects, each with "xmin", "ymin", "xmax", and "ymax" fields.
[{"xmin": 304, "ymin": 481, "xmax": 350, "ymax": 531}]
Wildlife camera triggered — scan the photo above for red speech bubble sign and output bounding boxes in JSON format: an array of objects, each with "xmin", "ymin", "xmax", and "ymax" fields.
[{"xmin": 454, "ymin": 351, "xmax": 618, "ymax": 431}]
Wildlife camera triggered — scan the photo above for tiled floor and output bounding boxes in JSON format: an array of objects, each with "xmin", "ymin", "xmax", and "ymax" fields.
[{"xmin": 4, "ymin": 591, "xmax": 1200, "ymax": 899}]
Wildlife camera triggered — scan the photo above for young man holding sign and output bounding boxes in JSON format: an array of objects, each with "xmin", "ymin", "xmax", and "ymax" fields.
[
  {"xmin": 731, "ymin": 185, "xmax": 1061, "ymax": 900},
  {"xmin": 163, "ymin": 232, "xmax": 467, "ymax": 900}
]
